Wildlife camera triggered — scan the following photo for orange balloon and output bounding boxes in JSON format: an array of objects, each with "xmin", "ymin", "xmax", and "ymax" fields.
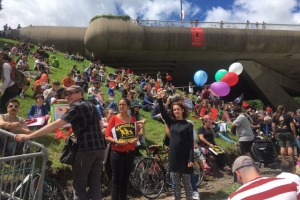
[{"xmin": 220, "ymin": 72, "xmax": 239, "ymax": 86}]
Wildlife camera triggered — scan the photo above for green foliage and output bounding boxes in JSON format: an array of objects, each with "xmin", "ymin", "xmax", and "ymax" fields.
[
  {"xmin": 246, "ymin": 99, "xmax": 265, "ymax": 110},
  {"xmin": 90, "ymin": 14, "xmax": 131, "ymax": 23}
]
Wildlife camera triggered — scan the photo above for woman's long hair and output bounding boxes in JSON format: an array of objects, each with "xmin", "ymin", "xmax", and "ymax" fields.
[
  {"xmin": 170, "ymin": 102, "xmax": 189, "ymax": 119},
  {"xmin": 276, "ymin": 105, "xmax": 285, "ymax": 121},
  {"xmin": 0, "ymin": 51, "xmax": 12, "ymax": 62}
]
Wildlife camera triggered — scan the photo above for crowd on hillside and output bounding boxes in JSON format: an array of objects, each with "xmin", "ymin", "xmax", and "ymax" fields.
[{"xmin": 2, "ymin": 40, "xmax": 300, "ymax": 199}]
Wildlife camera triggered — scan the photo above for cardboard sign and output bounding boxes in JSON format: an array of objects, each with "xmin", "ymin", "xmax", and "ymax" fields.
[{"xmin": 50, "ymin": 104, "xmax": 71, "ymax": 127}]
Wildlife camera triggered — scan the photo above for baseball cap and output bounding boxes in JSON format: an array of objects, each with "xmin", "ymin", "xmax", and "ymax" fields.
[
  {"xmin": 297, "ymin": 109, "xmax": 300, "ymax": 113},
  {"xmin": 131, "ymin": 101, "xmax": 142, "ymax": 108},
  {"xmin": 63, "ymin": 85, "xmax": 84, "ymax": 95},
  {"xmin": 232, "ymin": 156, "xmax": 256, "ymax": 173}
]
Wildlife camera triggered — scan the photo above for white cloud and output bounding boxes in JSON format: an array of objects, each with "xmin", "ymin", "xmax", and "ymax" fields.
[
  {"xmin": 204, "ymin": 0, "xmax": 300, "ymax": 24},
  {"xmin": 0, "ymin": 0, "xmax": 201, "ymax": 28}
]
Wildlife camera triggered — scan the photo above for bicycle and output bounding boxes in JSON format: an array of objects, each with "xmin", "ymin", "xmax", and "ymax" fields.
[{"xmin": 132, "ymin": 145, "xmax": 203, "ymax": 199}]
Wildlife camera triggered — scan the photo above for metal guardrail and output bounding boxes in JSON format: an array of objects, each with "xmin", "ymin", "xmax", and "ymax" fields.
[
  {"xmin": 0, "ymin": 129, "xmax": 49, "ymax": 200},
  {"xmin": 131, "ymin": 20, "xmax": 300, "ymax": 31}
]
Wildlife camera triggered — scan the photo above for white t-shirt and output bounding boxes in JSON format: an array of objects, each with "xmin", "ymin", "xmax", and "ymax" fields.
[
  {"xmin": 277, "ymin": 172, "xmax": 300, "ymax": 186},
  {"xmin": 232, "ymin": 113, "xmax": 254, "ymax": 141},
  {"xmin": 189, "ymin": 86, "xmax": 194, "ymax": 93}
]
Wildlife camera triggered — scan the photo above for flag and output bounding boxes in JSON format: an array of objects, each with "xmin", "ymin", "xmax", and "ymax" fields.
[
  {"xmin": 181, "ymin": 10, "xmax": 184, "ymax": 20},
  {"xmin": 233, "ymin": 93, "xmax": 244, "ymax": 106}
]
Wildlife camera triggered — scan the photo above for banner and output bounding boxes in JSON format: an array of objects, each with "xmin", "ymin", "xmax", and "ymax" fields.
[{"xmin": 191, "ymin": 27, "xmax": 204, "ymax": 46}]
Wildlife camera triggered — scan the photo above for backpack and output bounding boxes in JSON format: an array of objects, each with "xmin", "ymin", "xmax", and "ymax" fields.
[{"xmin": 0, "ymin": 61, "xmax": 28, "ymax": 88}]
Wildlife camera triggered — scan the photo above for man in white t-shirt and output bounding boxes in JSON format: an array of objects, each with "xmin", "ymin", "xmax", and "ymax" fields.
[
  {"xmin": 231, "ymin": 106, "xmax": 254, "ymax": 157},
  {"xmin": 277, "ymin": 160, "xmax": 300, "ymax": 185},
  {"xmin": 17, "ymin": 56, "xmax": 29, "ymax": 71}
]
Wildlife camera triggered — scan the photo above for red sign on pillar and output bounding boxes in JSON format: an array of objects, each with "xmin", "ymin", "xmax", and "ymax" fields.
[{"xmin": 191, "ymin": 27, "xmax": 204, "ymax": 46}]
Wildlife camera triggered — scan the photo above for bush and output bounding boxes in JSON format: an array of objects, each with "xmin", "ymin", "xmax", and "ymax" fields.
[{"xmin": 90, "ymin": 14, "xmax": 131, "ymax": 23}]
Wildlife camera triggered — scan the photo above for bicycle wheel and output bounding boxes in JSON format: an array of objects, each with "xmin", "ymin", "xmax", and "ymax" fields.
[
  {"xmin": 135, "ymin": 157, "xmax": 165, "ymax": 199},
  {"xmin": 193, "ymin": 157, "xmax": 204, "ymax": 186},
  {"xmin": 129, "ymin": 156, "xmax": 143, "ymax": 191},
  {"xmin": 180, "ymin": 157, "xmax": 204, "ymax": 188},
  {"xmin": 32, "ymin": 176, "xmax": 68, "ymax": 200}
]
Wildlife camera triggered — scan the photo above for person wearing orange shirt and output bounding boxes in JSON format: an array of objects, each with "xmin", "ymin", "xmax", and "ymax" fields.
[{"xmin": 62, "ymin": 73, "xmax": 75, "ymax": 88}]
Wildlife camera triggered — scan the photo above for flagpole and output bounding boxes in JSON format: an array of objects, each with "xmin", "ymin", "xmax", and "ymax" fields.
[{"xmin": 180, "ymin": 0, "xmax": 182, "ymax": 21}]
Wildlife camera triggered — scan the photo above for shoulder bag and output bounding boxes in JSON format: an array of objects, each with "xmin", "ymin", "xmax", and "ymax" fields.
[{"xmin": 60, "ymin": 135, "xmax": 78, "ymax": 165}]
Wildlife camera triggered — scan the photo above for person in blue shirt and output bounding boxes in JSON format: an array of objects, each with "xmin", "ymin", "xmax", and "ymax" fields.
[{"xmin": 28, "ymin": 94, "xmax": 50, "ymax": 119}]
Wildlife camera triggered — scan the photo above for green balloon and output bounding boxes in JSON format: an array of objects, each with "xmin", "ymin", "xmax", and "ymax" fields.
[{"xmin": 215, "ymin": 69, "xmax": 228, "ymax": 82}]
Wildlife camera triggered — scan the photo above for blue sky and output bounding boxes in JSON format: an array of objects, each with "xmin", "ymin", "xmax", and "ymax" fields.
[{"xmin": 1, "ymin": 0, "xmax": 300, "ymax": 28}]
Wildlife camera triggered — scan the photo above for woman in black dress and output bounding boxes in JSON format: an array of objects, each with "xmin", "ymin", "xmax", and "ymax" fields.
[{"xmin": 157, "ymin": 89, "xmax": 194, "ymax": 200}]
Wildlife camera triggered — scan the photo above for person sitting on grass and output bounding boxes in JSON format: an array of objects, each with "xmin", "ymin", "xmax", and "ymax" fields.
[
  {"xmin": 28, "ymin": 94, "xmax": 50, "ymax": 119},
  {"xmin": 0, "ymin": 99, "xmax": 31, "ymax": 156},
  {"xmin": 62, "ymin": 73, "xmax": 75, "ymax": 88},
  {"xmin": 50, "ymin": 88, "xmax": 68, "ymax": 105},
  {"xmin": 88, "ymin": 81, "xmax": 105, "ymax": 104},
  {"xmin": 33, "ymin": 73, "xmax": 50, "ymax": 96},
  {"xmin": 198, "ymin": 118, "xmax": 232, "ymax": 174},
  {"xmin": 17, "ymin": 55, "xmax": 29, "ymax": 71}
]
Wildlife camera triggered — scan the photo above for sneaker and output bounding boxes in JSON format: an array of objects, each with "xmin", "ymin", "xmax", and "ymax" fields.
[
  {"xmin": 192, "ymin": 191, "xmax": 200, "ymax": 200},
  {"xmin": 19, "ymin": 93, "xmax": 24, "ymax": 99}
]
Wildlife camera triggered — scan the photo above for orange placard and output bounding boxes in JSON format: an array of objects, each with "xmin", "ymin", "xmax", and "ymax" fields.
[
  {"xmin": 191, "ymin": 27, "xmax": 204, "ymax": 46},
  {"xmin": 200, "ymin": 108, "xmax": 218, "ymax": 120},
  {"xmin": 155, "ymin": 81, "xmax": 160, "ymax": 91}
]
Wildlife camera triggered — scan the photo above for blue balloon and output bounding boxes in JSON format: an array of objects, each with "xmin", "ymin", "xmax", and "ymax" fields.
[{"xmin": 194, "ymin": 70, "xmax": 208, "ymax": 86}]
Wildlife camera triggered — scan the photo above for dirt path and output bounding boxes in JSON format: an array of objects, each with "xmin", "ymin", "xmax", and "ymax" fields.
[{"xmin": 100, "ymin": 166, "xmax": 281, "ymax": 200}]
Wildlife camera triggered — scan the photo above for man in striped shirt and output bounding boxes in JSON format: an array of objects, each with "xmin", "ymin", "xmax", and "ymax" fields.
[{"xmin": 229, "ymin": 156, "xmax": 300, "ymax": 200}]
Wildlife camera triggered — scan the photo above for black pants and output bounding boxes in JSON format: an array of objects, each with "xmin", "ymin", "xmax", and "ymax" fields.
[
  {"xmin": 110, "ymin": 150, "xmax": 135, "ymax": 200},
  {"xmin": 0, "ymin": 84, "xmax": 19, "ymax": 114}
]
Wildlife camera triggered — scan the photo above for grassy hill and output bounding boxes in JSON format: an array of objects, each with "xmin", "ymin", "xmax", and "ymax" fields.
[{"xmin": 0, "ymin": 38, "xmax": 237, "ymax": 169}]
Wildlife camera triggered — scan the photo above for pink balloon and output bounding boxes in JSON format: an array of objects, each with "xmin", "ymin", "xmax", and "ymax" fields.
[
  {"xmin": 210, "ymin": 82, "xmax": 230, "ymax": 97},
  {"xmin": 220, "ymin": 72, "xmax": 239, "ymax": 87}
]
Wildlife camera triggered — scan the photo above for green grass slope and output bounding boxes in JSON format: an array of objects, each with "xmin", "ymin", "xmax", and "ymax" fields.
[{"xmin": 0, "ymin": 38, "xmax": 237, "ymax": 169}]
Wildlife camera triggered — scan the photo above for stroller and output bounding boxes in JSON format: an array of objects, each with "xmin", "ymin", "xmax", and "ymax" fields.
[{"xmin": 250, "ymin": 139, "xmax": 280, "ymax": 169}]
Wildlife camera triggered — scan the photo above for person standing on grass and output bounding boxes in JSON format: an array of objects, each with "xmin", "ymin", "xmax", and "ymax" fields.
[
  {"xmin": 0, "ymin": 51, "xmax": 19, "ymax": 114},
  {"xmin": 15, "ymin": 85, "xmax": 106, "ymax": 200},
  {"xmin": 105, "ymin": 98, "xmax": 140, "ymax": 200},
  {"xmin": 272, "ymin": 105, "xmax": 296, "ymax": 163},
  {"xmin": 157, "ymin": 88, "xmax": 194, "ymax": 200},
  {"xmin": 231, "ymin": 106, "xmax": 254, "ymax": 158}
]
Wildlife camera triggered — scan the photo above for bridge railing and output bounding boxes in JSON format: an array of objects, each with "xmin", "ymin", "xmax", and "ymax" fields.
[{"xmin": 131, "ymin": 20, "xmax": 300, "ymax": 31}]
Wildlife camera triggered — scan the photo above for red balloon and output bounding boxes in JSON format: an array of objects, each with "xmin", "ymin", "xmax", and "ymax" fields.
[{"xmin": 220, "ymin": 72, "xmax": 239, "ymax": 86}]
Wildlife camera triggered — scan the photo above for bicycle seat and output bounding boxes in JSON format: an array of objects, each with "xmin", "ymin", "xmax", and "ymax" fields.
[{"xmin": 148, "ymin": 145, "xmax": 162, "ymax": 152}]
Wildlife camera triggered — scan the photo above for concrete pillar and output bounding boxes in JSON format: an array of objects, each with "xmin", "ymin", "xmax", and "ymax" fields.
[{"xmin": 240, "ymin": 60, "xmax": 299, "ymax": 112}]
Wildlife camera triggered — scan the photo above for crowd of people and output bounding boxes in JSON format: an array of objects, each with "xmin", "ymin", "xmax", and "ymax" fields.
[{"xmin": 1, "ymin": 40, "xmax": 300, "ymax": 199}]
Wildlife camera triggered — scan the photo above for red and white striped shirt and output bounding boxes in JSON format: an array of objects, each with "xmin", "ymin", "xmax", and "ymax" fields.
[{"xmin": 228, "ymin": 177, "xmax": 300, "ymax": 200}]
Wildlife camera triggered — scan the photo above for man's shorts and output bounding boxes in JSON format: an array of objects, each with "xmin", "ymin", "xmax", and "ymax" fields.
[
  {"xmin": 239, "ymin": 140, "xmax": 254, "ymax": 154},
  {"xmin": 277, "ymin": 132, "xmax": 294, "ymax": 147}
]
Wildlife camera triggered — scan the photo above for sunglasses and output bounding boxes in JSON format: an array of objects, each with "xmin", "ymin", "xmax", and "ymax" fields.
[
  {"xmin": 8, "ymin": 105, "xmax": 19, "ymax": 108},
  {"xmin": 65, "ymin": 92, "xmax": 78, "ymax": 97}
]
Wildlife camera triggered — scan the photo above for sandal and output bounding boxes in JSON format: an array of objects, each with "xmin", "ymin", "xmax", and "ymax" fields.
[{"xmin": 203, "ymin": 163, "xmax": 211, "ymax": 169}]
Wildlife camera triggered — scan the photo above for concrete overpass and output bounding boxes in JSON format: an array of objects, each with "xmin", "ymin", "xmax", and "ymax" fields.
[{"xmin": 6, "ymin": 19, "xmax": 300, "ymax": 111}]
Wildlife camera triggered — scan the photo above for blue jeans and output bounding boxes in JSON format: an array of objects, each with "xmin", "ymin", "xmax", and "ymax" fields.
[
  {"xmin": 106, "ymin": 102, "xmax": 118, "ymax": 113},
  {"xmin": 216, "ymin": 132, "xmax": 235, "ymax": 144},
  {"xmin": 295, "ymin": 137, "xmax": 300, "ymax": 149},
  {"xmin": 190, "ymin": 173, "xmax": 197, "ymax": 191}
]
